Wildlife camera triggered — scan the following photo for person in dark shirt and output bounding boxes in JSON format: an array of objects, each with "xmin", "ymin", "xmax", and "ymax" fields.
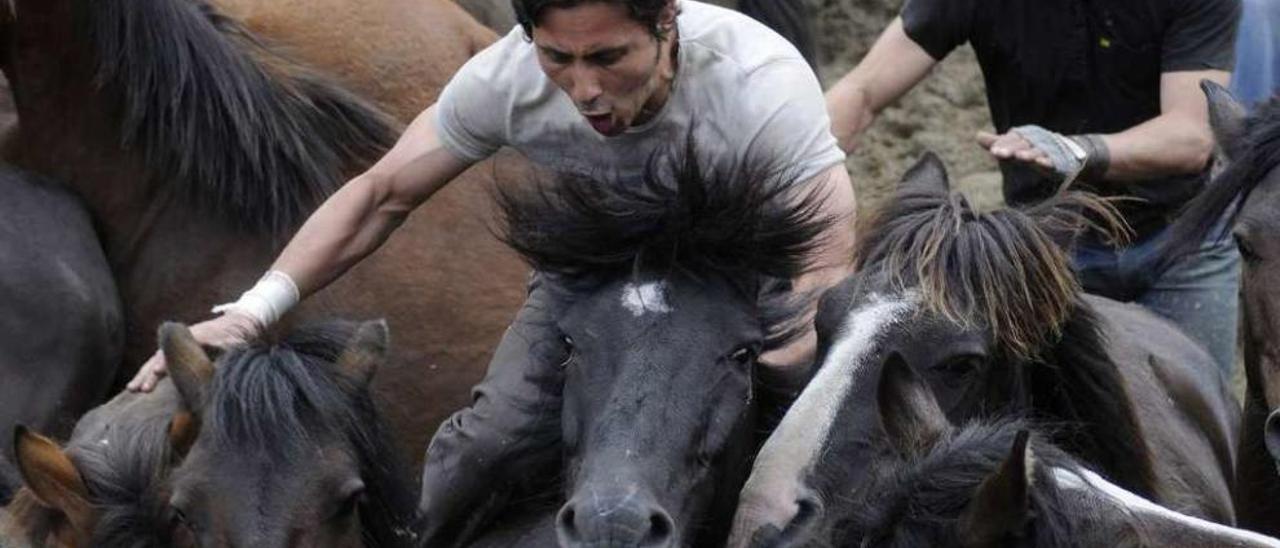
[{"xmin": 826, "ymin": 0, "xmax": 1242, "ymax": 376}]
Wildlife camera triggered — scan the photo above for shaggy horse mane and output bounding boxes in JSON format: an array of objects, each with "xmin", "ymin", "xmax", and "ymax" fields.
[
  {"xmin": 77, "ymin": 0, "xmax": 399, "ymax": 235},
  {"xmin": 496, "ymin": 147, "xmax": 838, "ymax": 348},
  {"xmin": 842, "ymin": 420, "xmax": 1077, "ymax": 548}
]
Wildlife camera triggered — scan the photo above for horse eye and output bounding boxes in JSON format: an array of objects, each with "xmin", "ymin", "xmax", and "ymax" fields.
[
  {"xmin": 936, "ymin": 355, "xmax": 982, "ymax": 378},
  {"xmin": 559, "ymin": 335, "xmax": 576, "ymax": 368},
  {"xmin": 729, "ymin": 346, "xmax": 756, "ymax": 367},
  {"xmin": 333, "ymin": 484, "xmax": 366, "ymax": 520},
  {"xmin": 1235, "ymin": 231, "xmax": 1260, "ymax": 263}
]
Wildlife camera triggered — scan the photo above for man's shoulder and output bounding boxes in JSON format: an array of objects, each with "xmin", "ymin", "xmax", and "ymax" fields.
[
  {"xmin": 452, "ymin": 25, "xmax": 543, "ymax": 90},
  {"xmin": 678, "ymin": 0, "xmax": 807, "ymax": 77}
]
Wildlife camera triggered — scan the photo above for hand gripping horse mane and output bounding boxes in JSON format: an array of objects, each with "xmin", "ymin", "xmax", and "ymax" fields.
[
  {"xmin": 730, "ymin": 153, "xmax": 1240, "ymax": 546},
  {"xmin": 465, "ymin": 149, "xmax": 836, "ymax": 547}
]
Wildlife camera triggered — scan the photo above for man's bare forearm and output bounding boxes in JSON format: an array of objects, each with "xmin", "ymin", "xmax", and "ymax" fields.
[{"xmin": 1098, "ymin": 113, "xmax": 1214, "ymax": 182}]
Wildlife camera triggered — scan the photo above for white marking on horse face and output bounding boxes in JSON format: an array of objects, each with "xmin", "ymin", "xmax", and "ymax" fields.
[
  {"xmin": 620, "ymin": 282, "xmax": 672, "ymax": 317},
  {"xmin": 731, "ymin": 293, "xmax": 915, "ymax": 541},
  {"xmin": 1052, "ymin": 467, "xmax": 1280, "ymax": 547}
]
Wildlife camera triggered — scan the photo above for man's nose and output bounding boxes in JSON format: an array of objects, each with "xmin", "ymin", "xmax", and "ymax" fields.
[{"xmin": 569, "ymin": 65, "xmax": 604, "ymax": 107}]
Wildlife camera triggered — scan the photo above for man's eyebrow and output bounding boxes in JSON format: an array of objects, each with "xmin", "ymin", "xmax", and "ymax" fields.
[{"xmin": 586, "ymin": 46, "xmax": 629, "ymax": 59}]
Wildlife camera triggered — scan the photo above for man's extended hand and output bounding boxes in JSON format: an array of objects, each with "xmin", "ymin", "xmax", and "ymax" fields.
[
  {"xmin": 977, "ymin": 130, "xmax": 1055, "ymax": 171},
  {"xmin": 125, "ymin": 311, "xmax": 263, "ymax": 393}
]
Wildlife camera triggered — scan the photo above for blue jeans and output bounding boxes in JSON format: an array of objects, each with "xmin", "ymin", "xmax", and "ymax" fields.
[
  {"xmin": 1232, "ymin": 0, "xmax": 1280, "ymax": 108},
  {"xmin": 1073, "ymin": 223, "xmax": 1241, "ymax": 378}
]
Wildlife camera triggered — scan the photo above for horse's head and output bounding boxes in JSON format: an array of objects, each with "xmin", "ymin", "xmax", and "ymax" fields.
[
  {"xmin": 5, "ymin": 381, "xmax": 186, "ymax": 547},
  {"xmin": 731, "ymin": 153, "xmax": 1131, "ymax": 546},
  {"xmin": 754, "ymin": 356, "xmax": 1280, "ymax": 548},
  {"xmin": 497, "ymin": 154, "xmax": 831, "ymax": 547},
  {"xmin": 162, "ymin": 321, "xmax": 416, "ymax": 548}
]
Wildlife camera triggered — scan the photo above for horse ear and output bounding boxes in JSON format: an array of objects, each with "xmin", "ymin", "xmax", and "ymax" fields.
[
  {"xmin": 1202, "ymin": 80, "xmax": 1248, "ymax": 163},
  {"xmin": 159, "ymin": 322, "xmax": 214, "ymax": 412},
  {"xmin": 12, "ymin": 426, "xmax": 91, "ymax": 519},
  {"xmin": 336, "ymin": 320, "xmax": 390, "ymax": 387},
  {"xmin": 168, "ymin": 411, "xmax": 200, "ymax": 458},
  {"xmin": 877, "ymin": 352, "xmax": 949, "ymax": 455},
  {"xmin": 900, "ymin": 151, "xmax": 951, "ymax": 195},
  {"xmin": 957, "ymin": 430, "xmax": 1033, "ymax": 547}
]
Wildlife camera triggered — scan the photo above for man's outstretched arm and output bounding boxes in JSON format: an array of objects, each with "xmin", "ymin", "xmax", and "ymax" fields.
[{"xmin": 127, "ymin": 104, "xmax": 477, "ymax": 391}]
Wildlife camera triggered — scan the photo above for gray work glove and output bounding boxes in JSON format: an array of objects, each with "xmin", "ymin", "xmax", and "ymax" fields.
[{"xmin": 1011, "ymin": 125, "xmax": 1110, "ymax": 188}]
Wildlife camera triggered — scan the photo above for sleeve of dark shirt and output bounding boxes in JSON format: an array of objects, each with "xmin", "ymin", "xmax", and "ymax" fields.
[
  {"xmin": 900, "ymin": 0, "xmax": 976, "ymax": 61},
  {"xmin": 1162, "ymin": 0, "xmax": 1241, "ymax": 72}
]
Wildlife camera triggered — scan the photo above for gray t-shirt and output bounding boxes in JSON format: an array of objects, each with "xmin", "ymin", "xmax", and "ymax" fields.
[{"xmin": 435, "ymin": 0, "xmax": 844, "ymax": 184}]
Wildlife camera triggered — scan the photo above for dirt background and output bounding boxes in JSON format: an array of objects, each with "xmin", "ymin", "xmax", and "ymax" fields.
[{"xmin": 807, "ymin": 0, "xmax": 1002, "ymax": 214}]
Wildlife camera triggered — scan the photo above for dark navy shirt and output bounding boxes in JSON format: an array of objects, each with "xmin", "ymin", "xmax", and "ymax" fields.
[{"xmin": 903, "ymin": 0, "xmax": 1240, "ymax": 234}]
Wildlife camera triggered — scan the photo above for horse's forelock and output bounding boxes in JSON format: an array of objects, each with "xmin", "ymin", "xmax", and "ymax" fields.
[
  {"xmin": 496, "ymin": 144, "xmax": 834, "ymax": 348},
  {"xmin": 856, "ymin": 190, "xmax": 1111, "ymax": 359},
  {"xmin": 201, "ymin": 322, "xmax": 417, "ymax": 544}
]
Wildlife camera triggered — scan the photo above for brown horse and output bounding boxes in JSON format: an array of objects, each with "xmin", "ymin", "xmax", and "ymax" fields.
[
  {"xmin": 0, "ymin": 0, "xmax": 528, "ymax": 466},
  {"xmin": 4, "ymin": 380, "xmax": 186, "ymax": 547},
  {"xmin": 0, "ymin": 165, "xmax": 122, "ymax": 506},
  {"xmin": 1166, "ymin": 84, "xmax": 1280, "ymax": 536}
]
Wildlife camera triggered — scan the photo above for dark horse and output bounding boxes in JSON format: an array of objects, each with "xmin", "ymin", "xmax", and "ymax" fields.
[
  {"xmin": 1165, "ymin": 83, "xmax": 1280, "ymax": 536},
  {"xmin": 730, "ymin": 153, "xmax": 1241, "ymax": 546},
  {"xmin": 3, "ymin": 321, "xmax": 418, "ymax": 548},
  {"xmin": 0, "ymin": 0, "xmax": 528, "ymax": 464},
  {"xmin": 810, "ymin": 354, "xmax": 1280, "ymax": 548},
  {"xmin": 0, "ymin": 166, "xmax": 122, "ymax": 503},
  {"xmin": 461, "ymin": 153, "xmax": 833, "ymax": 547},
  {"xmin": 158, "ymin": 321, "xmax": 418, "ymax": 547}
]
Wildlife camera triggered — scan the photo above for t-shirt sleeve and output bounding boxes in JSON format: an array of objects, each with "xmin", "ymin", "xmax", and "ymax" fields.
[
  {"xmin": 1162, "ymin": 0, "xmax": 1240, "ymax": 72},
  {"xmin": 900, "ymin": 0, "xmax": 976, "ymax": 61},
  {"xmin": 434, "ymin": 51, "xmax": 511, "ymax": 162},
  {"xmin": 740, "ymin": 59, "xmax": 846, "ymax": 186}
]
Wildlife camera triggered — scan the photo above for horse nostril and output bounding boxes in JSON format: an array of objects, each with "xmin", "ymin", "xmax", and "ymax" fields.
[
  {"xmin": 642, "ymin": 508, "xmax": 675, "ymax": 547},
  {"xmin": 1265, "ymin": 408, "xmax": 1280, "ymax": 466},
  {"xmin": 556, "ymin": 503, "xmax": 581, "ymax": 544},
  {"xmin": 784, "ymin": 493, "xmax": 823, "ymax": 539}
]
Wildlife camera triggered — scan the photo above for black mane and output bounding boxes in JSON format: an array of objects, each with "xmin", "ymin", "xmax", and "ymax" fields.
[
  {"xmin": 207, "ymin": 322, "xmax": 417, "ymax": 547},
  {"xmin": 1167, "ymin": 95, "xmax": 1280, "ymax": 258},
  {"xmin": 77, "ymin": 0, "xmax": 399, "ymax": 235},
  {"xmin": 496, "ymin": 148, "xmax": 836, "ymax": 347},
  {"xmin": 841, "ymin": 419, "xmax": 1078, "ymax": 548}
]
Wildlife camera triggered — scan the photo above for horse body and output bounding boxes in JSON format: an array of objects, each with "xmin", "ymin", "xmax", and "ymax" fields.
[
  {"xmin": 0, "ymin": 166, "xmax": 122, "ymax": 501},
  {"xmin": 0, "ymin": 0, "xmax": 528, "ymax": 465},
  {"xmin": 1086, "ymin": 295, "xmax": 1239, "ymax": 519},
  {"xmin": 730, "ymin": 154, "xmax": 1240, "ymax": 546}
]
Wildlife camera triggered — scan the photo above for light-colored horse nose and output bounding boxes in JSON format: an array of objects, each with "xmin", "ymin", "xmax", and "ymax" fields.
[
  {"xmin": 556, "ymin": 489, "xmax": 676, "ymax": 548},
  {"xmin": 728, "ymin": 485, "xmax": 823, "ymax": 548}
]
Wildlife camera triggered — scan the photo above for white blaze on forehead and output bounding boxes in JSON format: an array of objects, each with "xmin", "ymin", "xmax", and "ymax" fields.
[
  {"xmin": 1052, "ymin": 467, "xmax": 1280, "ymax": 547},
  {"xmin": 740, "ymin": 293, "xmax": 914, "ymax": 499},
  {"xmin": 621, "ymin": 282, "xmax": 672, "ymax": 316}
]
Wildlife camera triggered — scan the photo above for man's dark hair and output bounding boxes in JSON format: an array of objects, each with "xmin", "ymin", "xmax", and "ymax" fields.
[{"xmin": 512, "ymin": 0, "xmax": 674, "ymax": 40}]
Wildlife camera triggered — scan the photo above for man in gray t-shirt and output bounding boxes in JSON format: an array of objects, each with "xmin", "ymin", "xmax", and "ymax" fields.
[{"xmin": 127, "ymin": 0, "xmax": 854, "ymax": 540}]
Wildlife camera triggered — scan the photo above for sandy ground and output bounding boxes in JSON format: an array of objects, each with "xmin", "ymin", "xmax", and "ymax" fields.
[{"xmin": 810, "ymin": 0, "xmax": 1002, "ymax": 215}]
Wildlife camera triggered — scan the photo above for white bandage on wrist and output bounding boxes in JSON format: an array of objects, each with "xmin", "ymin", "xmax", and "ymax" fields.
[{"xmin": 211, "ymin": 270, "xmax": 300, "ymax": 328}]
